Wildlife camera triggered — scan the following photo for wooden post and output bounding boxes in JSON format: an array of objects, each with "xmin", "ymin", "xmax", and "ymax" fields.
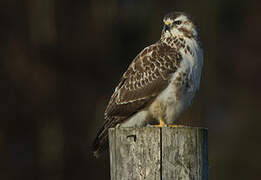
[{"xmin": 109, "ymin": 127, "xmax": 208, "ymax": 180}]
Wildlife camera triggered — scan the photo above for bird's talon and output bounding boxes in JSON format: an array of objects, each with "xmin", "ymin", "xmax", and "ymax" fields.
[
  {"xmin": 151, "ymin": 117, "xmax": 167, "ymax": 127},
  {"xmin": 167, "ymin": 124, "xmax": 185, "ymax": 128},
  {"xmin": 152, "ymin": 124, "xmax": 167, "ymax": 128}
]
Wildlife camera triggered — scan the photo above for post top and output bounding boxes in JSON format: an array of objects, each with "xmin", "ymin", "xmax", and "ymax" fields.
[{"xmin": 109, "ymin": 126, "xmax": 208, "ymax": 131}]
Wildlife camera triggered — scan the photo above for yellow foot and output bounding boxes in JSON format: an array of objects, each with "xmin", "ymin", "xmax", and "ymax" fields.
[
  {"xmin": 167, "ymin": 124, "xmax": 185, "ymax": 128},
  {"xmin": 153, "ymin": 117, "xmax": 167, "ymax": 127}
]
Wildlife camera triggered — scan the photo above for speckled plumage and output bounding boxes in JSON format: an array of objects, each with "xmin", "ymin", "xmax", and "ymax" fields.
[{"xmin": 93, "ymin": 12, "xmax": 203, "ymax": 157}]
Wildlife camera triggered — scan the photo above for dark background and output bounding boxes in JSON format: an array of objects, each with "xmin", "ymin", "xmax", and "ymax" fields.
[{"xmin": 1, "ymin": 0, "xmax": 261, "ymax": 179}]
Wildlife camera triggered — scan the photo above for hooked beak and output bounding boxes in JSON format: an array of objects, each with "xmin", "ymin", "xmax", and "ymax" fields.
[
  {"xmin": 163, "ymin": 24, "xmax": 170, "ymax": 32},
  {"xmin": 163, "ymin": 20, "xmax": 171, "ymax": 32}
]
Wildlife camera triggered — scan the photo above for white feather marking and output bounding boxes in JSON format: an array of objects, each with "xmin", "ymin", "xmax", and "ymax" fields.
[
  {"xmin": 121, "ymin": 110, "xmax": 149, "ymax": 127},
  {"xmin": 154, "ymin": 36, "xmax": 203, "ymax": 124}
]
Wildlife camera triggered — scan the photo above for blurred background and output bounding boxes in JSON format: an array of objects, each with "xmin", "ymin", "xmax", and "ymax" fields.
[{"xmin": 0, "ymin": 0, "xmax": 261, "ymax": 179}]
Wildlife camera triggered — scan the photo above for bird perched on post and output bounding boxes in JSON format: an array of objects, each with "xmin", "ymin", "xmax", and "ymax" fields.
[{"xmin": 93, "ymin": 12, "xmax": 203, "ymax": 158}]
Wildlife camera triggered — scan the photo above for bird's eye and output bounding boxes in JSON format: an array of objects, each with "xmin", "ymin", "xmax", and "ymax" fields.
[{"xmin": 174, "ymin": 20, "xmax": 182, "ymax": 25}]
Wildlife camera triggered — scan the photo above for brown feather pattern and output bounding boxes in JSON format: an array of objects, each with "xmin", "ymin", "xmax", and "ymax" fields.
[
  {"xmin": 92, "ymin": 40, "xmax": 182, "ymax": 157},
  {"xmin": 105, "ymin": 41, "xmax": 182, "ymax": 117}
]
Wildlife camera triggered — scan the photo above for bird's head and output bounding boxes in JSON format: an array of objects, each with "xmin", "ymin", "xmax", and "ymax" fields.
[{"xmin": 161, "ymin": 12, "xmax": 198, "ymax": 40}]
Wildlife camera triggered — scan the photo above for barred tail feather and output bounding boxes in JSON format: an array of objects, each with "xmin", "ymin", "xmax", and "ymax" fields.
[
  {"xmin": 92, "ymin": 116, "xmax": 120, "ymax": 158},
  {"xmin": 92, "ymin": 133, "xmax": 109, "ymax": 158}
]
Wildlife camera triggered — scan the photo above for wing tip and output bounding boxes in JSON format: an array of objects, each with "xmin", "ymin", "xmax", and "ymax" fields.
[
  {"xmin": 92, "ymin": 130, "xmax": 109, "ymax": 158},
  {"xmin": 92, "ymin": 141, "xmax": 107, "ymax": 158},
  {"xmin": 93, "ymin": 150, "xmax": 101, "ymax": 158},
  {"xmin": 92, "ymin": 117, "xmax": 117, "ymax": 158}
]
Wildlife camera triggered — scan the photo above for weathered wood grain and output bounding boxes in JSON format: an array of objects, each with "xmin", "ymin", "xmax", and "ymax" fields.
[
  {"xmin": 161, "ymin": 127, "xmax": 208, "ymax": 180},
  {"xmin": 109, "ymin": 128, "xmax": 161, "ymax": 180},
  {"xmin": 109, "ymin": 127, "xmax": 208, "ymax": 180}
]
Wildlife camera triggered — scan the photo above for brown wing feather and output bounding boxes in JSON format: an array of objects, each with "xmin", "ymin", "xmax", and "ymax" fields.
[
  {"xmin": 105, "ymin": 42, "xmax": 182, "ymax": 117},
  {"xmin": 92, "ymin": 41, "xmax": 182, "ymax": 157}
]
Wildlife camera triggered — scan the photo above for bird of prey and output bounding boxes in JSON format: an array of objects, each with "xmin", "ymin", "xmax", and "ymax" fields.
[{"xmin": 93, "ymin": 12, "xmax": 203, "ymax": 157}]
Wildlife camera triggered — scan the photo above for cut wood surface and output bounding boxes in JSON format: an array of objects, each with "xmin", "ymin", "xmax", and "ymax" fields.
[{"xmin": 109, "ymin": 127, "xmax": 208, "ymax": 180}]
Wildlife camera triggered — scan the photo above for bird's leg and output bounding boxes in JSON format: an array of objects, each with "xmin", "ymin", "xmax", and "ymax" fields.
[{"xmin": 153, "ymin": 117, "xmax": 167, "ymax": 127}]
